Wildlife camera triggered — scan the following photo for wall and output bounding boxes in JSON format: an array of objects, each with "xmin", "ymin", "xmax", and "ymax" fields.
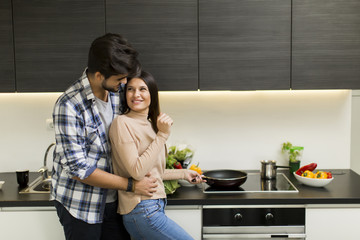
[
  {"xmin": 351, "ymin": 90, "xmax": 360, "ymax": 174},
  {"xmin": 0, "ymin": 90, "xmax": 351, "ymax": 172}
]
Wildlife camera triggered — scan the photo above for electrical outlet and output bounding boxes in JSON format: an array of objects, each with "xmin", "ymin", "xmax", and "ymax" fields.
[{"xmin": 46, "ymin": 118, "xmax": 54, "ymax": 130}]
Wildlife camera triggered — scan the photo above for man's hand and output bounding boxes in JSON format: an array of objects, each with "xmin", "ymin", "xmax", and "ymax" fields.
[{"xmin": 133, "ymin": 173, "xmax": 158, "ymax": 196}]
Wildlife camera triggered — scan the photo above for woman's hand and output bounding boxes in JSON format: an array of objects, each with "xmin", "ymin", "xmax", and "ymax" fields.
[
  {"xmin": 185, "ymin": 170, "xmax": 205, "ymax": 184},
  {"xmin": 157, "ymin": 113, "xmax": 173, "ymax": 134}
]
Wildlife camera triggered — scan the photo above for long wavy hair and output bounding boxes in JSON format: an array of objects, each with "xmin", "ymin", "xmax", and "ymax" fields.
[{"xmin": 123, "ymin": 71, "xmax": 160, "ymax": 132}]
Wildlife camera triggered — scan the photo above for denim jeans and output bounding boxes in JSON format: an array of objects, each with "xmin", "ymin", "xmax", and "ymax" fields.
[{"xmin": 122, "ymin": 199, "xmax": 194, "ymax": 240}]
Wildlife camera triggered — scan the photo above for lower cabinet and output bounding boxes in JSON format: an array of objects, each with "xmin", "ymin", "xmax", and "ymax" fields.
[
  {"xmin": 0, "ymin": 206, "xmax": 64, "ymax": 240},
  {"xmin": 165, "ymin": 205, "xmax": 202, "ymax": 240},
  {"xmin": 306, "ymin": 205, "xmax": 360, "ymax": 240}
]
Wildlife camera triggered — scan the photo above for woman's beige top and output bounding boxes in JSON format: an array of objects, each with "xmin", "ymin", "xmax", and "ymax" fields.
[{"xmin": 109, "ymin": 111, "xmax": 187, "ymax": 214}]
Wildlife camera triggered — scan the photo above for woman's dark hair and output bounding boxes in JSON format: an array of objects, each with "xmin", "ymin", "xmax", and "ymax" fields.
[
  {"xmin": 124, "ymin": 71, "xmax": 160, "ymax": 132},
  {"xmin": 87, "ymin": 33, "xmax": 141, "ymax": 79}
]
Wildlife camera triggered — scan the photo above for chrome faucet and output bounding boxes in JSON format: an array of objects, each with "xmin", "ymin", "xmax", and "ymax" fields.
[{"xmin": 38, "ymin": 143, "xmax": 55, "ymax": 180}]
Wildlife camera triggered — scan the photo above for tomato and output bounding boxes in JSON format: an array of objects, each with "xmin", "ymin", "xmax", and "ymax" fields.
[
  {"xmin": 326, "ymin": 172, "xmax": 333, "ymax": 179},
  {"xmin": 302, "ymin": 170, "xmax": 315, "ymax": 178},
  {"xmin": 189, "ymin": 164, "xmax": 202, "ymax": 174},
  {"xmin": 316, "ymin": 171, "xmax": 328, "ymax": 179},
  {"xmin": 173, "ymin": 162, "xmax": 183, "ymax": 169}
]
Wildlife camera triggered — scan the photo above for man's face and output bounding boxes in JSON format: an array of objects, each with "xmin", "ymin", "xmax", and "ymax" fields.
[{"xmin": 102, "ymin": 74, "xmax": 128, "ymax": 92}]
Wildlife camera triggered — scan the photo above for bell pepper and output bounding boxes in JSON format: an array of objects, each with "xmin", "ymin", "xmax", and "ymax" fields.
[
  {"xmin": 173, "ymin": 162, "xmax": 183, "ymax": 169},
  {"xmin": 295, "ymin": 163, "xmax": 317, "ymax": 176},
  {"xmin": 316, "ymin": 171, "xmax": 328, "ymax": 179},
  {"xmin": 189, "ymin": 164, "xmax": 202, "ymax": 174},
  {"xmin": 302, "ymin": 170, "xmax": 315, "ymax": 178}
]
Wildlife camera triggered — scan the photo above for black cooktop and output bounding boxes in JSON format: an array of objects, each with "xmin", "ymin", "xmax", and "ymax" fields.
[{"xmin": 202, "ymin": 173, "xmax": 298, "ymax": 194}]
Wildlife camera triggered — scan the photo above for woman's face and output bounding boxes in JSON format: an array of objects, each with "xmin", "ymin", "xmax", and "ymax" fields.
[{"xmin": 126, "ymin": 77, "xmax": 151, "ymax": 114}]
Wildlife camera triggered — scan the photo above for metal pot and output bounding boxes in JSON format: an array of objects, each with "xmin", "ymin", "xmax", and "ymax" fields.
[
  {"xmin": 260, "ymin": 160, "xmax": 290, "ymax": 179},
  {"xmin": 202, "ymin": 169, "xmax": 247, "ymax": 188}
]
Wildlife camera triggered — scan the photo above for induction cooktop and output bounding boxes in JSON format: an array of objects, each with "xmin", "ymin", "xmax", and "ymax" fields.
[{"xmin": 202, "ymin": 173, "xmax": 298, "ymax": 194}]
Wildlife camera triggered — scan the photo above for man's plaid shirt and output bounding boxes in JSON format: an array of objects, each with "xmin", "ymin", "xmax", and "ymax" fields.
[{"xmin": 51, "ymin": 69, "xmax": 122, "ymax": 223}]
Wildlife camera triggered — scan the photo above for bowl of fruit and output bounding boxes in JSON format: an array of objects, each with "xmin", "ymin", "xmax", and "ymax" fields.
[{"xmin": 293, "ymin": 163, "xmax": 333, "ymax": 187}]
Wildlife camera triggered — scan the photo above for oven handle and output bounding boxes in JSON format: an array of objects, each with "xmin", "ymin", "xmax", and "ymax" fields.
[{"xmin": 203, "ymin": 233, "xmax": 306, "ymax": 239}]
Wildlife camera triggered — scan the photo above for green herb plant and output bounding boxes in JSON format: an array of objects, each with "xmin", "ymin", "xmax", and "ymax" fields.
[{"xmin": 282, "ymin": 142, "xmax": 304, "ymax": 163}]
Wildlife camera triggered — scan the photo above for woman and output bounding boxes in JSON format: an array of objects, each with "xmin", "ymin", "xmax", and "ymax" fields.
[{"xmin": 109, "ymin": 71, "xmax": 202, "ymax": 240}]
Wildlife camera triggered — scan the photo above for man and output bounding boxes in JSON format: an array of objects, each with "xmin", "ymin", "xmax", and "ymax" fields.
[{"xmin": 51, "ymin": 33, "xmax": 157, "ymax": 240}]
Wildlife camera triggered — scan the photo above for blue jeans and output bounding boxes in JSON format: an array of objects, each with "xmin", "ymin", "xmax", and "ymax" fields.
[{"xmin": 122, "ymin": 199, "xmax": 194, "ymax": 240}]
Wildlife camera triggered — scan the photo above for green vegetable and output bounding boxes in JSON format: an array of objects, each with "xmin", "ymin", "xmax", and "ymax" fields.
[
  {"xmin": 163, "ymin": 145, "xmax": 195, "ymax": 194},
  {"xmin": 163, "ymin": 180, "xmax": 180, "ymax": 195},
  {"xmin": 163, "ymin": 154, "xmax": 181, "ymax": 195},
  {"xmin": 172, "ymin": 147, "xmax": 193, "ymax": 162}
]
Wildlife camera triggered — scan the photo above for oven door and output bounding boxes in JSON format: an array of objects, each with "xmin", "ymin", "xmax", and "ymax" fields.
[
  {"xmin": 202, "ymin": 206, "xmax": 306, "ymax": 240},
  {"xmin": 203, "ymin": 226, "xmax": 306, "ymax": 239}
]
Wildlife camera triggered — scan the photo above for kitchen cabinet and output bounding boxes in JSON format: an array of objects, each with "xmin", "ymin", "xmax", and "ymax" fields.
[
  {"xmin": 306, "ymin": 205, "xmax": 360, "ymax": 240},
  {"xmin": 165, "ymin": 205, "xmax": 202, "ymax": 240},
  {"xmin": 12, "ymin": 0, "xmax": 105, "ymax": 92},
  {"xmin": 0, "ymin": 0, "xmax": 15, "ymax": 92},
  {"xmin": 106, "ymin": 0, "xmax": 198, "ymax": 91},
  {"xmin": 0, "ymin": 206, "xmax": 63, "ymax": 240},
  {"xmin": 199, "ymin": 0, "xmax": 291, "ymax": 90},
  {"xmin": 292, "ymin": 0, "xmax": 360, "ymax": 89}
]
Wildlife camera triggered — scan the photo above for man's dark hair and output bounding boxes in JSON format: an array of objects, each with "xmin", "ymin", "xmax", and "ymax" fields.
[{"xmin": 87, "ymin": 33, "xmax": 141, "ymax": 79}]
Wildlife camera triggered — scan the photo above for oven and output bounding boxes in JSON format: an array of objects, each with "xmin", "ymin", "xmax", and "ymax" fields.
[{"xmin": 202, "ymin": 205, "xmax": 306, "ymax": 239}]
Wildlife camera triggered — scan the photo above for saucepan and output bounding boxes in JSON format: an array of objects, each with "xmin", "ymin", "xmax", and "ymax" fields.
[
  {"xmin": 260, "ymin": 160, "xmax": 290, "ymax": 179},
  {"xmin": 202, "ymin": 169, "xmax": 248, "ymax": 188}
]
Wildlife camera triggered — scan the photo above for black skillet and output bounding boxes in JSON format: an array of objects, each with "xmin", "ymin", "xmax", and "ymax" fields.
[{"xmin": 202, "ymin": 169, "xmax": 248, "ymax": 188}]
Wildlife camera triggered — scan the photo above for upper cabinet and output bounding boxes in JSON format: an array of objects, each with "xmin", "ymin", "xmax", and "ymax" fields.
[
  {"xmin": 106, "ymin": 0, "xmax": 198, "ymax": 91},
  {"xmin": 0, "ymin": 0, "xmax": 15, "ymax": 92},
  {"xmin": 12, "ymin": 0, "xmax": 105, "ymax": 92},
  {"xmin": 1, "ymin": 0, "xmax": 359, "ymax": 92},
  {"xmin": 199, "ymin": 0, "xmax": 291, "ymax": 90},
  {"xmin": 292, "ymin": 0, "xmax": 360, "ymax": 89}
]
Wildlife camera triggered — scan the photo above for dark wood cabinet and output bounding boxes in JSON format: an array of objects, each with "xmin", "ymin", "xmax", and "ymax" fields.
[
  {"xmin": 199, "ymin": 0, "xmax": 291, "ymax": 90},
  {"xmin": 106, "ymin": 0, "xmax": 198, "ymax": 91},
  {"xmin": 12, "ymin": 0, "xmax": 105, "ymax": 92},
  {"xmin": 0, "ymin": 0, "xmax": 15, "ymax": 92},
  {"xmin": 292, "ymin": 0, "xmax": 360, "ymax": 89},
  {"xmin": 1, "ymin": 0, "xmax": 360, "ymax": 92}
]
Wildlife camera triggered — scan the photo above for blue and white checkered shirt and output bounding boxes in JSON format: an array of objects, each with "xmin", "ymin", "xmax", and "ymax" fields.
[{"xmin": 51, "ymin": 69, "xmax": 123, "ymax": 223}]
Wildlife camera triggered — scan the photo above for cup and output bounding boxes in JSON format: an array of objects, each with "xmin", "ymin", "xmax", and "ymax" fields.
[{"xmin": 16, "ymin": 170, "xmax": 29, "ymax": 187}]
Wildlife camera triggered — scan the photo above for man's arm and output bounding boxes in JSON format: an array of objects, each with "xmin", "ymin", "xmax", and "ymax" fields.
[{"xmin": 73, "ymin": 169, "xmax": 158, "ymax": 196}]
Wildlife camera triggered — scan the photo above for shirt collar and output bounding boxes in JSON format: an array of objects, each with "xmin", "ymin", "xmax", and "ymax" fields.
[{"xmin": 80, "ymin": 68, "xmax": 96, "ymax": 102}]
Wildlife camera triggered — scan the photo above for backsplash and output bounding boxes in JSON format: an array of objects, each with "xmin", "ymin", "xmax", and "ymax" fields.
[{"xmin": 0, "ymin": 90, "xmax": 352, "ymax": 172}]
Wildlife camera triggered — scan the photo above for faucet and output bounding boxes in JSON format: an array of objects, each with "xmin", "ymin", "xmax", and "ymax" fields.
[{"xmin": 38, "ymin": 143, "xmax": 55, "ymax": 180}]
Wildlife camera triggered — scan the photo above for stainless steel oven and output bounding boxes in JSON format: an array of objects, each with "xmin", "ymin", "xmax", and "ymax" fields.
[{"xmin": 202, "ymin": 205, "xmax": 306, "ymax": 239}]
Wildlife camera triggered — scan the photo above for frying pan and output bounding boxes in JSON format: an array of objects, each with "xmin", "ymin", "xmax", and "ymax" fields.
[{"xmin": 202, "ymin": 169, "xmax": 248, "ymax": 188}]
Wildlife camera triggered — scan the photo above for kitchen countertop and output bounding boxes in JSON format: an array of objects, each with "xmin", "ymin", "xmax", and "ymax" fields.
[{"xmin": 1, "ymin": 169, "xmax": 360, "ymax": 208}]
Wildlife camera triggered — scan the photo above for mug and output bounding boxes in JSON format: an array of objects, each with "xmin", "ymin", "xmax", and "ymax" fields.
[{"xmin": 16, "ymin": 170, "xmax": 29, "ymax": 187}]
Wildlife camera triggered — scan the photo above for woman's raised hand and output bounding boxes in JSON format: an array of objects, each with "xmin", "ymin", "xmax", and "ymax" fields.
[{"xmin": 157, "ymin": 113, "xmax": 173, "ymax": 134}]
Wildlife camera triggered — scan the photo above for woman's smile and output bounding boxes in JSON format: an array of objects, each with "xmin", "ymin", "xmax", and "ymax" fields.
[{"xmin": 126, "ymin": 78, "xmax": 151, "ymax": 114}]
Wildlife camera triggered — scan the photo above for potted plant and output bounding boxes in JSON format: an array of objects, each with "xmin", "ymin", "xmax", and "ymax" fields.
[{"xmin": 282, "ymin": 142, "xmax": 304, "ymax": 173}]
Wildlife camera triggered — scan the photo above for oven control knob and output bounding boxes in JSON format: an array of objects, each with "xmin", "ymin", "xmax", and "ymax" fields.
[
  {"xmin": 265, "ymin": 213, "xmax": 274, "ymax": 222},
  {"xmin": 234, "ymin": 213, "xmax": 243, "ymax": 222}
]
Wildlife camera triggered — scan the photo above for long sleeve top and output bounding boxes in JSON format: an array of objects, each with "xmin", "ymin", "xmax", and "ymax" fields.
[
  {"xmin": 109, "ymin": 110, "xmax": 187, "ymax": 214},
  {"xmin": 51, "ymin": 69, "xmax": 123, "ymax": 223}
]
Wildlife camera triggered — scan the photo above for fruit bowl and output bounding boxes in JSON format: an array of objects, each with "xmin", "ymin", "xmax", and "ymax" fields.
[{"xmin": 293, "ymin": 172, "xmax": 333, "ymax": 187}]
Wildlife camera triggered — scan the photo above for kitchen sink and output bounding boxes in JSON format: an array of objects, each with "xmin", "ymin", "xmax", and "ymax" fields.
[{"xmin": 19, "ymin": 176, "xmax": 51, "ymax": 194}]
